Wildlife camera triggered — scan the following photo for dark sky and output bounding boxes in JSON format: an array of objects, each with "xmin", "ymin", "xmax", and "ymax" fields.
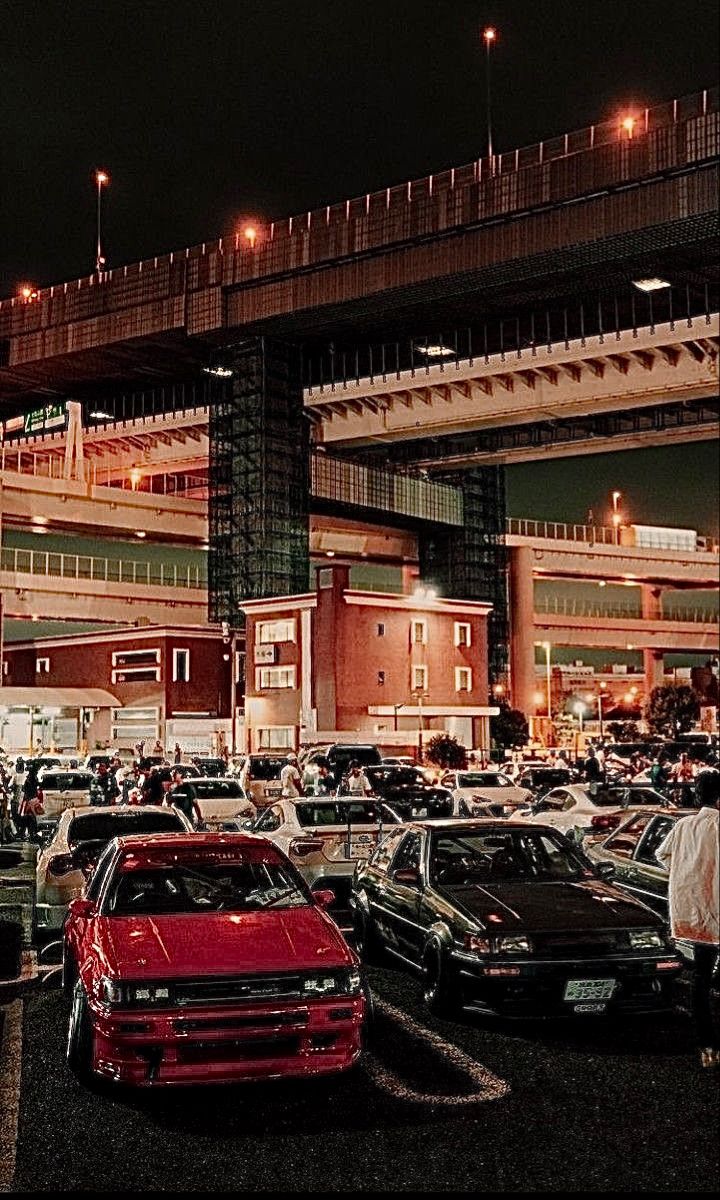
[{"xmin": 1, "ymin": 0, "xmax": 718, "ymax": 530}]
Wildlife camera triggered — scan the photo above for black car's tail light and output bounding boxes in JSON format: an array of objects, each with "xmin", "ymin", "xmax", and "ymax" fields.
[{"xmin": 48, "ymin": 853, "xmax": 75, "ymax": 876}]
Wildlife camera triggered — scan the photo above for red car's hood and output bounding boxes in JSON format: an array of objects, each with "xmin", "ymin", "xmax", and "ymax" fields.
[{"xmin": 95, "ymin": 907, "xmax": 352, "ymax": 979}]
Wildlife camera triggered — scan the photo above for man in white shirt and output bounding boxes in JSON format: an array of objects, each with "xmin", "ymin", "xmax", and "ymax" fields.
[
  {"xmin": 280, "ymin": 754, "xmax": 303, "ymax": 798},
  {"xmin": 344, "ymin": 761, "xmax": 373, "ymax": 796},
  {"xmin": 656, "ymin": 768, "xmax": 720, "ymax": 1067}
]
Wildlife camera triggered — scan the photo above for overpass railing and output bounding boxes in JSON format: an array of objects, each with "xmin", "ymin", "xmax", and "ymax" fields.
[
  {"xmin": 507, "ymin": 518, "xmax": 720, "ymax": 554},
  {"xmin": 0, "ymin": 547, "xmax": 207, "ymax": 590},
  {"xmin": 535, "ymin": 597, "xmax": 719, "ymax": 623}
]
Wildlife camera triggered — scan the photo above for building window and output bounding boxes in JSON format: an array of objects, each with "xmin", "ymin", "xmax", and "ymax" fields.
[
  {"xmin": 377, "ymin": 670, "xmax": 385, "ymax": 686},
  {"xmin": 111, "ymin": 648, "xmax": 161, "ymax": 667},
  {"xmin": 256, "ymin": 619, "xmax": 296, "ymax": 645},
  {"xmin": 256, "ymin": 665, "xmax": 297, "ymax": 690},
  {"xmin": 35, "ymin": 657, "xmax": 50, "ymax": 674},
  {"xmin": 455, "ymin": 666, "xmax": 472, "ymax": 692},
  {"xmin": 377, "ymin": 623, "xmax": 385, "ymax": 637},
  {"xmin": 411, "ymin": 619, "xmax": 427, "ymax": 646},
  {"xmin": 172, "ymin": 648, "xmax": 190, "ymax": 683},
  {"xmin": 257, "ymin": 726, "xmax": 295, "ymax": 750},
  {"xmin": 454, "ymin": 622, "xmax": 472, "ymax": 648},
  {"xmin": 412, "ymin": 665, "xmax": 428, "ymax": 691},
  {"xmin": 112, "ymin": 666, "xmax": 161, "ymax": 684}
]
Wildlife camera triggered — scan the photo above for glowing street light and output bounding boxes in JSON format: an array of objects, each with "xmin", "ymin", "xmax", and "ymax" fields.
[
  {"xmin": 94, "ymin": 169, "xmax": 110, "ymax": 274},
  {"xmin": 622, "ymin": 115, "xmax": 636, "ymax": 139},
  {"xmin": 482, "ymin": 27, "xmax": 497, "ymax": 164},
  {"xmin": 243, "ymin": 225, "xmax": 257, "ymax": 250},
  {"xmin": 611, "ymin": 490, "xmax": 623, "ymax": 544}
]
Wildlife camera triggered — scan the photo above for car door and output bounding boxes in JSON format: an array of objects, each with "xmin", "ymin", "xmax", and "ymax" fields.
[
  {"xmin": 594, "ymin": 813, "xmax": 655, "ymax": 897},
  {"xmin": 627, "ymin": 815, "xmax": 677, "ymax": 914},
  {"xmin": 376, "ymin": 831, "xmax": 424, "ymax": 964}
]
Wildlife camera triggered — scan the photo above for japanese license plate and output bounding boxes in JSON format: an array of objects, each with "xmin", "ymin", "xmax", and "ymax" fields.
[
  {"xmin": 563, "ymin": 978, "xmax": 615, "ymax": 1002},
  {"xmin": 349, "ymin": 835, "xmax": 375, "ymax": 860},
  {"xmin": 573, "ymin": 1002, "xmax": 608, "ymax": 1014}
]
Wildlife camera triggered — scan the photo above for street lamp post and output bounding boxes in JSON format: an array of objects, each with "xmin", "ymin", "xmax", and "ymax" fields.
[
  {"xmin": 598, "ymin": 684, "xmax": 606, "ymax": 740},
  {"xmin": 95, "ymin": 170, "xmax": 109, "ymax": 275},
  {"xmin": 482, "ymin": 27, "xmax": 497, "ymax": 165},
  {"xmin": 611, "ymin": 490, "xmax": 622, "ymax": 545}
]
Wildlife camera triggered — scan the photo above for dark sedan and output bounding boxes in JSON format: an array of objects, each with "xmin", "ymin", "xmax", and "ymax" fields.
[
  {"xmin": 362, "ymin": 766, "xmax": 454, "ymax": 819},
  {"xmin": 584, "ymin": 807, "xmax": 689, "ymax": 916},
  {"xmin": 352, "ymin": 819, "xmax": 682, "ymax": 1019}
]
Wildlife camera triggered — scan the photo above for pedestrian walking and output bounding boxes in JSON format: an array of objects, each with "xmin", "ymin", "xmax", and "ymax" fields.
[
  {"xmin": 91, "ymin": 762, "xmax": 119, "ymax": 807},
  {"xmin": 19, "ymin": 764, "xmax": 42, "ymax": 841},
  {"xmin": 656, "ymin": 768, "xmax": 720, "ymax": 1068},
  {"xmin": 174, "ymin": 743, "xmax": 183, "ymax": 764},
  {"xmin": 583, "ymin": 746, "xmax": 604, "ymax": 795},
  {"xmin": 280, "ymin": 754, "xmax": 303, "ymax": 798}
]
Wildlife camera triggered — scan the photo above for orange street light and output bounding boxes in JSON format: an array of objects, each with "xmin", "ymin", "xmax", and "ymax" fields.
[
  {"xmin": 622, "ymin": 116, "xmax": 636, "ymax": 138},
  {"xmin": 483, "ymin": 26, "xmax": 496, "ymax": 42},
  {"xmin": 19, "ymin": 285, "xmax": 39, "ymax": 302},
  {"xmin": 94, "ymin": 168, "xmax": 110, "ymax": 274},
  {"xmin": 243, "ymin": 225, "xmax": 258, "ymax": 249},
  {"xmin": 481, "ymin": 27, "xmax": 497, "ymax": 164}
]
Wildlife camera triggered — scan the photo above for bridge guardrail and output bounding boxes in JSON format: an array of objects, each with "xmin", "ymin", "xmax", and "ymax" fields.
[
  {"xmin": 0, "ymin": 547, "xmax": 207, "ymax": 591},
  {"xmin": 535, "ymin": 597, "xmax": 719, "ymax": 623}
]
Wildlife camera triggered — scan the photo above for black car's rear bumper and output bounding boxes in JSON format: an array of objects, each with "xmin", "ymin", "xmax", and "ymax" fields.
[{"xmin": 451, "ymin": 951, "xmax": 683, "ymax": 1018}]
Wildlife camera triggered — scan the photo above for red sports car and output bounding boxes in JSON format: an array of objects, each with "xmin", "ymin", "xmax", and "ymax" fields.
[{"xmin": 63, "ymin": 832, "xmax": 366, "ymax": 1086}]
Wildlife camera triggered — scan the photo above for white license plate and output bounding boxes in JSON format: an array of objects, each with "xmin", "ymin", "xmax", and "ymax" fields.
[
  {"xmin": 264, "ymin": 787, "xmax": 282, "ymax": 796},
  {"xmin": 349, "ymin": 836, "xmax": 375, "ymax": 860},
  {"xmin": 564, "ymin": 978, "xmax": 615, "ymax": 1001},
  {"xmin": 573, "ymin": 1002, "xmax": 608, "ymax": 1014}
]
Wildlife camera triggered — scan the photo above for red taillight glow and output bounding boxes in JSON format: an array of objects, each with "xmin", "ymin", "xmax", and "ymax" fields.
[
  {"xmin": 591, "ymin": 813, "xmax": 621, "ymax": 831},
  {"xmin": 656, "ymin": 960, "xmax": 682, "ymax": 971}
]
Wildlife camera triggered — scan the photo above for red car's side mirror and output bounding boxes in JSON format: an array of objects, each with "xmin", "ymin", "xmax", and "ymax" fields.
[
  {"xmin": 313, "ymin": 889, "xmax": 335, "ymax": 909},
  {"xmin": 67, "ymin": 897, "xmax": 96, "ymax": 920}
]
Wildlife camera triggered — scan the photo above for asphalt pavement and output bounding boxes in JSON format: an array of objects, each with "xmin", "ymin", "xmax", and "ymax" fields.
[{"xmin": 7, "ymin": 965, "xmax": 720, "ymax": 1193}]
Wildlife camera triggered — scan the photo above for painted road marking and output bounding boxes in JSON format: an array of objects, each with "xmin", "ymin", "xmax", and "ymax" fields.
[
  {"xmin": 367, "ymin": 997, "xmax": 510, "ymax": 1106},
  {"xmin": 0, "ymin": 1001, "xmax": 23, "ymax": 1194}
]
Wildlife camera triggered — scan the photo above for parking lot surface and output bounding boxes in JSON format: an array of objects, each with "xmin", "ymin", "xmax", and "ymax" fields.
[{"xmin": 9, "ymin": 965, "xmax": 720, "ymax": 1193}]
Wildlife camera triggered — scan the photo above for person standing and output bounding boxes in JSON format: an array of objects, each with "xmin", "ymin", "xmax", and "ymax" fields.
[
  {"xmin": 11, "ymin": 757, "xmax": 27, "ymax": 831},
  {"xmin": 583, "ymin": 746, "xmax": 604, "ymax": 795},
  {"xmin": 91, "ymin": 762, "xmax": 119, "ymax": 807},
  {"xmin": 174, "ymin": 743, "xmax": 183, "ymax": 765},
  {"xmin": 166, "ymin": 770, "xmax": 202, "ymax": 826},
  {"xmin": 650, "ymin": 752, "xmax": 670, "ymax": 793},
  {"xmin": 656, "ymin": 769, "xmax": 720, "ymax": 1068},
  {"xmin": 142, "ymin": 767, "xmax": 165, "ymax": 806},
  {"xmin": 19, "ymin": 764, "xmax": 42, "ymax": 841},
  {"xmin": 280, "ymin": 754, "xmax": 303, "ymax": 799},
  {"xmin": 343, "ymin": 762, "xmax": 373, "ymax": 796}
]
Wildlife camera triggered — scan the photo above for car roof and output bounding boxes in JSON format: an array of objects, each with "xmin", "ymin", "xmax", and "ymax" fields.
[
  {"xmin": 405, "ymin": 817, "xmax": 535, "ymax": 832},
  {"xmin": 114, "ymin": 831, "xmax": 272, "ymax": 851}
]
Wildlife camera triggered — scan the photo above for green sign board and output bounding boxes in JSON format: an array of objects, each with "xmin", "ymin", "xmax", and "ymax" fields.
[{"xmin": 23, "ymin": 404, "xmax": 66, "ymax": 435}]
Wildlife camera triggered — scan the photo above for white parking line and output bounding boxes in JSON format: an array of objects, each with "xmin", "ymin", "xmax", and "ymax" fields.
[
  {"xmin": 0, "ymin": 1001, "xmax": 23, "ymax": 1194},
  {"xmin": 367, "ymin": 998, "xmax": 509, "ymax": 1106}
]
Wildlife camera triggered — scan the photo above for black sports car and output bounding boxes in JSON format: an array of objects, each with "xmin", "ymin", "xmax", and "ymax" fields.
[
  {"xmin": 361, "ymin": 766, "xmax": 454, "ymax": 819},
  {"xmin": 352, "ymin": 819, "xmax": 682, "ymax": 1018}
]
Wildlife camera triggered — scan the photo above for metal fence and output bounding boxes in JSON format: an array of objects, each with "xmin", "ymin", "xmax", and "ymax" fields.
[
  {"xmin": 1, "ymin": 546, "xmax": 207, "ymax": 590},
  {"xmin": 535, "ymin": 596, "xmax": 719, "ymax": 623}
]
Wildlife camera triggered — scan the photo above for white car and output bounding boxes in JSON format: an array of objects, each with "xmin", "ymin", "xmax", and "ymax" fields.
[
  {"xmin": 517, "ymin": 784, "xmax": 669, "ymax": 844},
  {"xmin": 250, "ymin": 795, "xmax": 400, "ymax": 916},
  {"xmin": 35, "ymin": 805, "xmax": 192, "ymax": 929},
  {"xmin": 440, "ymin": 769, "xmax": 533, "ymax": 817},
  {"xmin": 35, "ymin": 769, "xmax": 95, "ymax": 838},
  {"xmin": 165, "ymin": 776, "xmax": 256, "ymax": 828}
]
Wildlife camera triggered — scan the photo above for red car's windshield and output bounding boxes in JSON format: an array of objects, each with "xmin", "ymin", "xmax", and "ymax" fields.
[{"xmin": 106, "ymin": 853, "xmax": 309, "ymax": 915}]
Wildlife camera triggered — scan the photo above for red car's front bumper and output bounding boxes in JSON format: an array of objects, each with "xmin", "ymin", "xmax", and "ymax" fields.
[{"xmin": 89, "ymin": 994, "xmax": 365, "ymax": 1086}]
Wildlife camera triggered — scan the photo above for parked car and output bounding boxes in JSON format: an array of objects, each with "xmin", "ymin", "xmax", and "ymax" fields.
[
  {"xmin": 362, "ymin": 766, "xmax": 454, "ymax": 818},
  {"xmin": 518, "ymin": 784, "xmax": 669, "ymax": 844},
  {"xmin": 35, "ymin": 769, "xmax": 95, "ymax": 836},
  {"xmin": 155, "ymin": 764, "xmax": 202, "ymax": 785},
  {"xmin": 83, "ymin": 750, "xmax": 135, "ymax": 772},
  {"xmin": 352, "ymin": 818, "xmax": 682, "ymax": 1018},
  {"xmin": 191, "ymin": 756, "xmax": 228, "ymax": 777},
  {"xmin": 251, "ymin": 796, "xmax": 401, "ymax": 917},
  {"xmin": 35, "ymin": 805, "xmax": 192, "ymax": 929},
  {"xmin": 166, "ymin": 777, "xmax": 255, "ymax": 829},
  {"xmin": 439, "ymin": 769, "xmax": 533, "ymax": 817},
  {"xmin": 516, "ymin": 766, "xmax": 575, "ymax": 795},
  {"xmin": 325, "ymin": 744, "xmax": 383, "ymax": 786},
  {"xmin": 584, "ymin": 807, "xmax": 690, "ymax": 917},
  {"xmin": 62, "ymin": 831, "xmax": 366, "ymax": 1086},
  {"xmin": 241, "ymin": 754, "xmax": 287, "ymax": 809}
]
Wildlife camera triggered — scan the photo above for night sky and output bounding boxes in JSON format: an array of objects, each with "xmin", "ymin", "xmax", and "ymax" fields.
[{"xmin": 2, "ymin": 0, "xmax": 719, "ymax": 529}]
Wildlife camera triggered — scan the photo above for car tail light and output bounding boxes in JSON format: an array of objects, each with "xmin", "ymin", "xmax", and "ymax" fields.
[
  {"xmin": 290, "ymin": 837, "xmax": 324, "ymax": 857},
  {"xmin": 48, "ymin": 853, "xmax": 75, "ymax": 876},
  {"xmin": 591, "ymin": 813, "xmax": 621, "ymax": 832}
]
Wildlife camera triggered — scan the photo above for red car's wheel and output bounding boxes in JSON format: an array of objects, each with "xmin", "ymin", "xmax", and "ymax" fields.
[{"xmin": 66, "ymin": 982, "xmax": 95, "ymax": 1084}]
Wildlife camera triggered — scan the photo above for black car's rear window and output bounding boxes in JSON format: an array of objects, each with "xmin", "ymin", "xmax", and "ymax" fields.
[
  {"xmin": 295, "ymin": 801, "xmax": 384, "ymax": 827},
  {"xmin": 67, "ymin": 810, "xmax": 185, "ymax": 846},
  {"xmin": 248, "ymin": 757, "xmax": 285, "ymax": 780}
]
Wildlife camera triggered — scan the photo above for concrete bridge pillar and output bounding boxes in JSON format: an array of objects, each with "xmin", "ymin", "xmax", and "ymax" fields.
[
  {"xmin": 641, "ymin": 585, "xmax": 665, "ymax": 696},
  {"xmin": 509, "ymin": 545, "xmax": 536, "ymax": 717}
]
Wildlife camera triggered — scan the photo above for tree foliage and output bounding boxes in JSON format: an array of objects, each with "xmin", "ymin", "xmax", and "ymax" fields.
[
  {"xmin": 425, "ymin": 733, "xmax": 467, "ymax": 769},
  {"xmin": 606, "ymin": 720, "xmax": 641, "ymax": 742},
  {"xmin": 645, "ymin": 685, "xmax": 700, "ymax": 736},
  {"xmin": 490, "ymin": 703, "xmax": 529, "ymax": 749}
]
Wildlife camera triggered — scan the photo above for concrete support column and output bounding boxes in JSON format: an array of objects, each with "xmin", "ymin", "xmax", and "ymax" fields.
[
  {"xmin": 641, "ymin": 585, "xmax": 665, "ymax": 695},
  {"xmin": 509, "ymin": 545, "xmax": 536, "ymax": 718}
]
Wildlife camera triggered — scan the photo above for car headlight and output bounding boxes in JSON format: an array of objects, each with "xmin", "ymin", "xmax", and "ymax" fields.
[
  {"xmin": 96, "ymin": 977, "xmax": 172, "ymax": 1007},
  {"xmin": 303, "ymin": 968, "xmax": 362, "ymax": 997},
  {"xmin": 494, "ymin": 935, "xmax": 532, "ymax": 954},
  {"xmin": 628, "ymin": 930, "xmax": 665, "ymax": 950}
]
